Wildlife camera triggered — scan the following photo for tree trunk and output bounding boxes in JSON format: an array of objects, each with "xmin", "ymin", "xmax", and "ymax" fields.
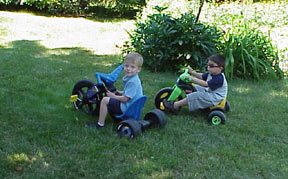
[{"xmin": 195, "ymin": 0, "xmax": 205, "ymax": 23}]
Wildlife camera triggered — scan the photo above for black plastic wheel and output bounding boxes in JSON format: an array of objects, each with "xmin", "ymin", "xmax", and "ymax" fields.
[
  {"xmin": 154, "ymin": 87, "xmax": 183, "ymax": 111},
  {"xmin": 208, "ymin": 110, "xmax": 226, "ymax": 126},
  {"xmin": 72, "ymin": 80, "xmax": 101, "ymax": 115},
  {"xmin": 224, "ymin": 101, "xmax": 230, "ymax": 112},
  {"xmin": 143, "ymin": 109, "xmax": 167, "ymax": 128},
  {"xmin": 117, "ymin": 119, "xmax": 142, "ymax": 138}
]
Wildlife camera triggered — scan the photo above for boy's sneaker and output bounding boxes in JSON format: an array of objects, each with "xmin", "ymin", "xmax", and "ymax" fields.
[
  {"xmin": 163, "ymin": 99, "xmax": 177, "ymax": 113},
  {"xmin": 85, "ymin": 122, "xmax": 104, "ymax": 128}
]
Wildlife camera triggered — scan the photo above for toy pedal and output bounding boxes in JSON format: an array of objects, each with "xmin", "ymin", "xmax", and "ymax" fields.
[{"xmin": 70, "ymin": 95, "xmax": 78, "ymax": 102}]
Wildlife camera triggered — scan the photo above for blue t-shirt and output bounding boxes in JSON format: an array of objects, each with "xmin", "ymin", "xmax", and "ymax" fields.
[{"xmin": 120, "ymin": 74, "xmax": 143, "ymax": 112}]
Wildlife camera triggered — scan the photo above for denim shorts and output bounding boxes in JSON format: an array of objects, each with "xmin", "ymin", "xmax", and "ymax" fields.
[{"xmin": 108, "ymin": 98, "xmax": 123, "ymax": 115}]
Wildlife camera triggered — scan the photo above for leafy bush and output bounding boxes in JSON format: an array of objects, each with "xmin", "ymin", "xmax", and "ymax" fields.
[
  {"xmin": 0, "ymin": 0, "xmax": 146, "ymax": 17},
  {"xmin": 221, "ymin": 21, "xmax": 284, "ymax": 80},
  {"xmin": 87, "ymin": 0, "xmax": 146, "ymax": 18},
  {"xmin": 90, "ymin": 0, "xmax": 146, "ymax": 14},
  {"xmin": 0, "ymin": 0, "xmax": 18, "ymax": 5},
  {"xmin": 122, "ymin": 6, "xmax": 222, "ymax": 72},
  {"xmin": 23, "ymin": 0, "xmax": 89, "ymax": 15}
]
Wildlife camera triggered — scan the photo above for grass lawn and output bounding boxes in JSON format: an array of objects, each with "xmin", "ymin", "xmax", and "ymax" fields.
[{"xmin": 1, "ymin": 9, "xmax": 288, "ymax": 178}]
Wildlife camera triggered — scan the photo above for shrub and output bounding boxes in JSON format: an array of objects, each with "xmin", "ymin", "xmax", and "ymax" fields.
[
  {"xmin": 23, "ymin": 0, "xmax": 89, "ymax": 15},
  {"xmin": 122, "ymin": 6, "xmax": 222, "ymax": 72},
  {"xmin": 0, "ymin": 0, "xmax": 146, "ymax": 17},
  {"xmin": 0, "ymin": 0, "xmax": 18, "ymax": 5},
  {"xmin": 90, "ymin": 0, "xmax": 146, "ymax": 13},
  {"xmin": 88, "ymin": 0, "xmax": 146, "ymax": 18}
]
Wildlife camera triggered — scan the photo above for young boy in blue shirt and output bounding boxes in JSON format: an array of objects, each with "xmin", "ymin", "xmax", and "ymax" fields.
[
  {"xmin": 87, "ymin": 52, "xmax": 143, "ymax": 128},
  {"xmin": 164, "ymin": 54, "xmax": 228, "ymax": 112}
]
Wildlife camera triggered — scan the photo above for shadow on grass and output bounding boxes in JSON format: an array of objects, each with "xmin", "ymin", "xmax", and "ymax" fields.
[
  {"xmin": 0, "ymin": 39, "xmax": 125, "ymax": 177},
  {"xmin": 0, "ymin": 39, "xmax": 123, "ymax": 118}
]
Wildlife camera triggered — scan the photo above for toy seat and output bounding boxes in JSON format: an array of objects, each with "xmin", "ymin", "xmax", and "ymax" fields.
[
  {"xmin": 209, "ymin": 97, "xmax": 227, "ymax": 111},
  {"xmin": 95, "ymin": 64, "xmax": 123, "ymax": 85},
  {"xmin": 114, "ymin": 96, "xmax": 147, "ymax": 121}
]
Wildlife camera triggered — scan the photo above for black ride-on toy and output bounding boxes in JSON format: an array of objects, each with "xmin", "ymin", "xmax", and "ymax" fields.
[
  {"xmin": 115, "ymin": 96, "xmax": 167, "ymax": 138},
  {"xmin": 70, "ymin": 65, "xmax": 167, "ymax": 138},
  {"xmin": 154, "ymin": 68, "xmax": 230, "ymax": 126}
]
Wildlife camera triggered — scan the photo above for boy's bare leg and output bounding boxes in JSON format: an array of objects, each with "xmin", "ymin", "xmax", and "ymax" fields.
[
  {"xmin": 174, "ymin": 98, "xmax": 188, "ymax": 109},
  {"xmin": 98, "ymin": 97, "xmax": 110, "ymax": 125}
]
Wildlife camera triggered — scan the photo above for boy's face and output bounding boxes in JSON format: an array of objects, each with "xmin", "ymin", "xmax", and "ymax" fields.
[
  {"xmin": 207, "ymin": 60, "xmax": 223, "ymax": 75},
  {"xmin": 123, "ymin": 60, "xmax": 141, "ymax": 77}
]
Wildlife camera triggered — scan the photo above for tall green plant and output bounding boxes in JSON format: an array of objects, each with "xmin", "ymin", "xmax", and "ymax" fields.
[
  {"xmin": 221, "ymin": 22, "xmax": 283, "ymax": 80},
  {"xmin": 122, "ymin": 6, "xmax": 222, "ymax": 72}
]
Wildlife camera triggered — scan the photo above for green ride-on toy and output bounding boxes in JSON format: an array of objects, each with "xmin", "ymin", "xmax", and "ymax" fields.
[{"xmin": 154, "ymin": 68, "xmax": 230, "ymax": 126}]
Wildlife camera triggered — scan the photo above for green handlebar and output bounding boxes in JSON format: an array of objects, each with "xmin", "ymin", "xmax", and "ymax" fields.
[{"xmin": 179, "ymin": 69, "xmax": 192, "ymax": 82}]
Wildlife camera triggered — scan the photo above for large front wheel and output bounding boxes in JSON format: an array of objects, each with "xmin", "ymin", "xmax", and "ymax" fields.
[
  {"xmin": 72, "ymin": 80, "xmax": 101, "ymax": 115},
  {"xmin": 154, "ymin": 87, "xmax": 183, "ymax": 112}
]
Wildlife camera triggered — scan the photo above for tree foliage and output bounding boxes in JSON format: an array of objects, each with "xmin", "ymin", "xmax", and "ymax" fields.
[{"xmin": 0, "ymin": 0, "xmax": 146, "ymax": 17}]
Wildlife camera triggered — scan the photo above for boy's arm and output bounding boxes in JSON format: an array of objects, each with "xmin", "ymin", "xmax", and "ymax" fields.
[
  {"xmin": 190, "ymin": 71, "xmax": 203, "ymax": 79},
  {"xmin": 187, "ymin": 66, "xmax": 203, "ymax": 79},
  {"xmin": 187, "ymin": 76, "xmax": 208, "ymax": 87},
  {"xmin": 106, "ymin": 91, "xmax": 130, "ymax": 102},
  {"xmin": 114, "ymin": 91, "xmax": 123, "ymax": 96}
]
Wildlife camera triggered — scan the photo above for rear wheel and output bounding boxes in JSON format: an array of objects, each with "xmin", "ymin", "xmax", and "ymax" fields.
[
  {"xmin": 154, "ymin": 87, "xmax": 183, "ymax": 112},
  {"xmin": 72, "ymin": 80, "xmax": 102, "ymax": 115},
  {"xmin": 117, "ymin": 119, "xmax": 142, "ymax": 138},
  {"xmin": 208, "ymin": 110, "xmax": 226, "ymax": 126},
  {"xmin": 224, "ymin": 101, "xmax": 230, "ymax": 112},
  {"xmin": 144, "ymin": 109, "xmax": 167, "ymax": 128}
]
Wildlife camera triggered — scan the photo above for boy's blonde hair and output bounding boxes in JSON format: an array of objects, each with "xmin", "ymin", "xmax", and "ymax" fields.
[{"xmin": 125, "ymin": 52, "xmax": 143, "ymax": 67}]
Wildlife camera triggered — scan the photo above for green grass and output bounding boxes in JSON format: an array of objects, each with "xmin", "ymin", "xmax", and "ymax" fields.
[{"xmin": 1, "ymin": 9, "xmax": 288, "ymax": 178}]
